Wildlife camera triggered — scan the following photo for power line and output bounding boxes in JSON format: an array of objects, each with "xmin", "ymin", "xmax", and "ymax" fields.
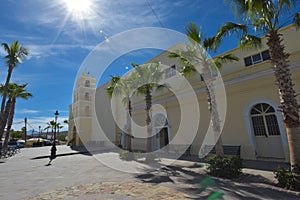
[
  {"xmin": 145, "ymin": 0, "xmax": 165, "ymax": 29},
  {"xmin": 145, "ymin": 0, "xmax": 176, "ymax": 46},
  {"xmin": 12, "ymin": 121, "xmax": 23, "ymax": 125},
  {"xmin": 27, "ymin": 122, "xmax": 35, "ymax": 131}
]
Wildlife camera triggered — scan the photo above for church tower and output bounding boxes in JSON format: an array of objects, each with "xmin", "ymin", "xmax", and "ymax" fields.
[{"xmin": 68, "ymin": 72, "xmax": 96, "ymax": 146}]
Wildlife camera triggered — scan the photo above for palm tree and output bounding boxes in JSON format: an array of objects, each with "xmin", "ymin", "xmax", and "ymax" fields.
[
  {"xmin": 0, "ymin": 92, "xmax": 12, "ymax": 141},
  {"xmin": 43, "ymin": 126, "xmax": 50, "ymax": 139},
  {"xmin": 214, "ymin": 0, "xmax": 300, "ymax": 168},
  {"xmin": 2, "ymin": 83, "xmax": 32, "ymax": 149},
  {"xmin": 45, "ymin": 120, "xmax": 57, "ymax": 140},
  {"xmin": 0, "ymin": 41, "xmax": 28, "ymax": 116},
  {"xmin": 168, "ymin": 23, "xmax": 239, "ymax": 156},
  {"xmin": 56, "ymin": 123, "xmax": 63, "ymax": 133},
  {"xmin": 106, "ymin": 76, "xmax": 135, "ymax": 151},
  {"xmin": 131, "ymin": 62, "xmax": 166, "ymax": 154},
  {"xmin": 55, "ymin": 123, "xmax": 63, "ymax": 142}
]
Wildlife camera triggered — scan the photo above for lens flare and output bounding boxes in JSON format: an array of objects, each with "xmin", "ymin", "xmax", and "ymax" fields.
[{"xmin": 63, "ymin": 0, "xmax": 92, "ymax": 13}]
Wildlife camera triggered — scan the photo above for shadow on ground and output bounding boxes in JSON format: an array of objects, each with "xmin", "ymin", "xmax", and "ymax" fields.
[{"xmin": 135, "ymin": 162, "xmax": 300, "ymax": 199}]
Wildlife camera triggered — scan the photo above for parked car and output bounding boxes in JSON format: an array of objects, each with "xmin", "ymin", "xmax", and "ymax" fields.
[
  {"xmin": 7, "ymin": 140, "xmax": 25, "ymax": 148},
  {"xmin": 43, "ymin": 139, "xmax": 52, "ymax": 146},
  {"xmin": 8, "ymin": 140, "xmax": 18, "ymax": 148},
  {"xmin": 17, "ymin": 140, "xmax": 25, "ymax": 148}
]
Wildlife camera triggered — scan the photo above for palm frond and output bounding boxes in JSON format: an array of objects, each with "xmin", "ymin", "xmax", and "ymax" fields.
[
  {"xmin": 169, "ymin": 51, "xmax": 190, "ymax": 65},
  {"xmin": 238, "ymin": 34, "xmax": 262, "ymax": 50},
  {"xmin": 279, "ymin": 0, "xmax": 292, "ymax": 9},
  {"xmin": 1, "ymin": 43, "xmax": 10, "ymax": 53},
  {"xmin": 179, "ymin": 65, "xmax": 196, "ymax": 77},
  {"xmin": 168, "ymin": 52, "xmax": 181, "ymax": 59},
  {"xmin": 130, "ymin": 62, "xmax": 139, "ymax": 69},
  {"xmin": 215, "ymin": 22, "xmax": 247, "ymax": 44},
  {"xmin": 2, "ymin": 41, "xmax": 29, "ymax": 68},
  {"xmin": 252, "ymin": 17, "xmax": 268, "ymax": 30},
  {"xmin": 131, "ymin": 62, "xmax": 144, "ymax": 79},
  {"xmin": 106, "ymin": 76, "xmax": 120, "ymax": 98},
  {"xmin": 203, "ymin": 37, "xmax": 217, "ymax": 52},
  {"xmin": 186, "ymin": 23, "xmax": 202, "ymax": 44},
  {"xmin": 214, "ymin": 54, "xmax": 239, "ymax": 69},
  {"xmin": 294, "ymin": 12, "xmax": 300, "ymax": 30}
]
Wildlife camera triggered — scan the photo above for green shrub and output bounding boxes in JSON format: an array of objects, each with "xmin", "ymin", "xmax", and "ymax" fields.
[
  {"xmin": 274, "ymin": 165, "xmax": 300, "ymax": 191},
  {"xmin": 133, "ymin": 151, "xmax": 143, "ymax": 159},
  {"xmin": 206, "ymin": 155, "xmax": 243, "ymax": 178},
  {"xmin": 119, "ymin": 150, "xmax": 135, "ymax": 161}
]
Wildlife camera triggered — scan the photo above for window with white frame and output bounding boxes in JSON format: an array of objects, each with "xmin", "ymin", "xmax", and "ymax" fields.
[
  {"xmin": 250, "ymin": 103, "xmax": 280, "ymax": 136},
  {"xmin": 165, "ymin": 65, "xmax": 176, "ymax": 79},
  {"xmin": 244, "ymin": 50, "xmax": 270, "ymax": 67}
]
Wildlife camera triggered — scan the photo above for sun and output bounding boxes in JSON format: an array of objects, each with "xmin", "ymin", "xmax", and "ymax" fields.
[{"xmin": 63, "ymin": 0, "xmax": 93, "ymax": 18}]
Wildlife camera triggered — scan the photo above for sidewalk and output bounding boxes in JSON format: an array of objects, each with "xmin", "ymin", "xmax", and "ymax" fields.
[{"xmin": 1, "ymin": 145, "xmax": 300, "ymax": 199}]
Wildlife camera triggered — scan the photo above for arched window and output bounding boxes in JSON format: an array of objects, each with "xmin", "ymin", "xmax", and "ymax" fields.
[
  {"xmin": 85, "ymin": 80, "xmax": 90, "ymax": 87},
  {"xmin": 250, "ymin": 103, "xmax": 280, "ymax": 136},
  {"xmin": 84, "ymin": 92, "xmax": 90, "ymax": 100},
  {"xmin": 153, "ymin": 114, "xmax": 168, "ymax": 128}
]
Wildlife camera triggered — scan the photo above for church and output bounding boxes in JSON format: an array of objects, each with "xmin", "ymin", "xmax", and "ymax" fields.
[{"xmin": 68, "ymin": 25, "xmax": 300, "ymax": 161}]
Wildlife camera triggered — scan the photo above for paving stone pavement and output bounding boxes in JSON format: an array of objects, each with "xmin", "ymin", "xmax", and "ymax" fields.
[{"xmin": 1, "ymin": 145, "xmax": 300, "ymax": 200}]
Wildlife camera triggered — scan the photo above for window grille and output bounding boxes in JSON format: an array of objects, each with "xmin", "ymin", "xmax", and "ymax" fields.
[
  {"xmin": 250, "ymin": 103, "xmax": 280, "ymax": 136},
  {"xmin": 165, "ymin": 65, "xmax": 176, "ymax": 79}
]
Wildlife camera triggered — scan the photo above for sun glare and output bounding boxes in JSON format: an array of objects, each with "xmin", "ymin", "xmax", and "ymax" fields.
[{"xmin": 63, "ymin": 0, "xmax": 92, "ymax": 16}]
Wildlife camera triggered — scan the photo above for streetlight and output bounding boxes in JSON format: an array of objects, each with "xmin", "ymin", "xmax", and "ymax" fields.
[{"xmin": 49, "ymin": 110, "xmax": 59, "ymax": 165}]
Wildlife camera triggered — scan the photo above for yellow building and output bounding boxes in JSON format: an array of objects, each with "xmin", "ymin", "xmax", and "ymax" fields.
[
  {"xmin": 68, "ymin": 72, "xmax": 116, "ymax": 147},
  {"xmin": 69, "ymin": 25, "xmax": 300, "ymax": 161}
]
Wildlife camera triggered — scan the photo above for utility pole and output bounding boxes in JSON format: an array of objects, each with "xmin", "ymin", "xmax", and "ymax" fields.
[{"xmin": 24, "ymin": 118, "xmax": 27, "ymax": 145}]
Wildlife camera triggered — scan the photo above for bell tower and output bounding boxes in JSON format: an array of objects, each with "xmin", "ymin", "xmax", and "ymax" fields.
[{"xmin": 68, "ymin": 71, "xmax": 96, "ymax": 146}]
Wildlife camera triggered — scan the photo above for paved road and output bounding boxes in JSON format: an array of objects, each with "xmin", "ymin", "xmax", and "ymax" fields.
[
  {"xmin": 0, "ymin": 146, "xmax": 300, "ymax": 199},
  {"xmin": 0, "ymin": 146, "xmax": 137, "ymax": 199}
]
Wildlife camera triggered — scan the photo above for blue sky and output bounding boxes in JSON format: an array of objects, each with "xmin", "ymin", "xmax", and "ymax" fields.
[{"xmin": 0, "ymin": 0, "xmax": 297, "ymax": 133}]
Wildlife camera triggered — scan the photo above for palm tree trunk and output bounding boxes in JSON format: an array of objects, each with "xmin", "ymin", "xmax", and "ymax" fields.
[
  {"xmin": 126, "ymin": 99, "xmax": 132, "ymax": 151},
  {"xmin": 267, "ymin": 30, "xmax": 300, "ymax": 169},
  {"xmin": 3, "ymin": 99, "xmax": 15, "ymax": 149},
  {"xmin": 0, "ymin": 99, "xmax": 12, "ymax": 140},
  {"xmin": 202, "ymin": 63, "xmax": 224, "ymax": 157},
  {"xmin": 2, "ymin": 129, "xmax": 10, "ymax": 150},
  {"xmin": 146, "ymin": 87, "xmax": 152, "ymax": 152},
  {"xmin": 0, "ymin": 66, "xmax": 13, "ymax": 115}
]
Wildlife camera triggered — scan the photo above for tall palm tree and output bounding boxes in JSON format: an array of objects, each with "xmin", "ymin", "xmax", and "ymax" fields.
[
  {"xmin": 45, "ymin": 120, "xmax": 57, "ymax": 140},
  {"xmin": 169, "ymin": 23, "xmax": 239, "ymax": 157},
  {"xmin": 1, "ymin": 41, "xmax": 28, "ymax": 116},
  {"xmin": 106, "ymin": 75, "xmax": 135, "ymax": 151},
  {"xmin": 2, "ymin": 83, "xmax": 32, "ymax": 149},
  {"xmin": 0, "ymin": 89, "xmax": 12, "ymax": 141},
  {"xmin": 43, "ymin": 126, "xmax": 50, "ymax": 139},
  {"xmin": 56, "ymin": 123, "xmax": 63, "ymax": 141},
  {"xmin": 131, "ymin": 62, "xmax": 166, "ymax": 154},
  {"xmin": 56, "ymin": 123, "xmax": 63, "ymax": 132},
  {"xmin": 214, "ymin": 0, "xmax": 300, "ymax": 168}
]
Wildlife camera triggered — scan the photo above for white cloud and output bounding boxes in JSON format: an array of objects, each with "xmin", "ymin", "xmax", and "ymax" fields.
[
  {"xmin": 26, "ymin": 44, "xmax": 95, "ymax": 60},
  {"xmin": 18, "ymin": 109, "xmax": 39, "ymax": 114}
]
